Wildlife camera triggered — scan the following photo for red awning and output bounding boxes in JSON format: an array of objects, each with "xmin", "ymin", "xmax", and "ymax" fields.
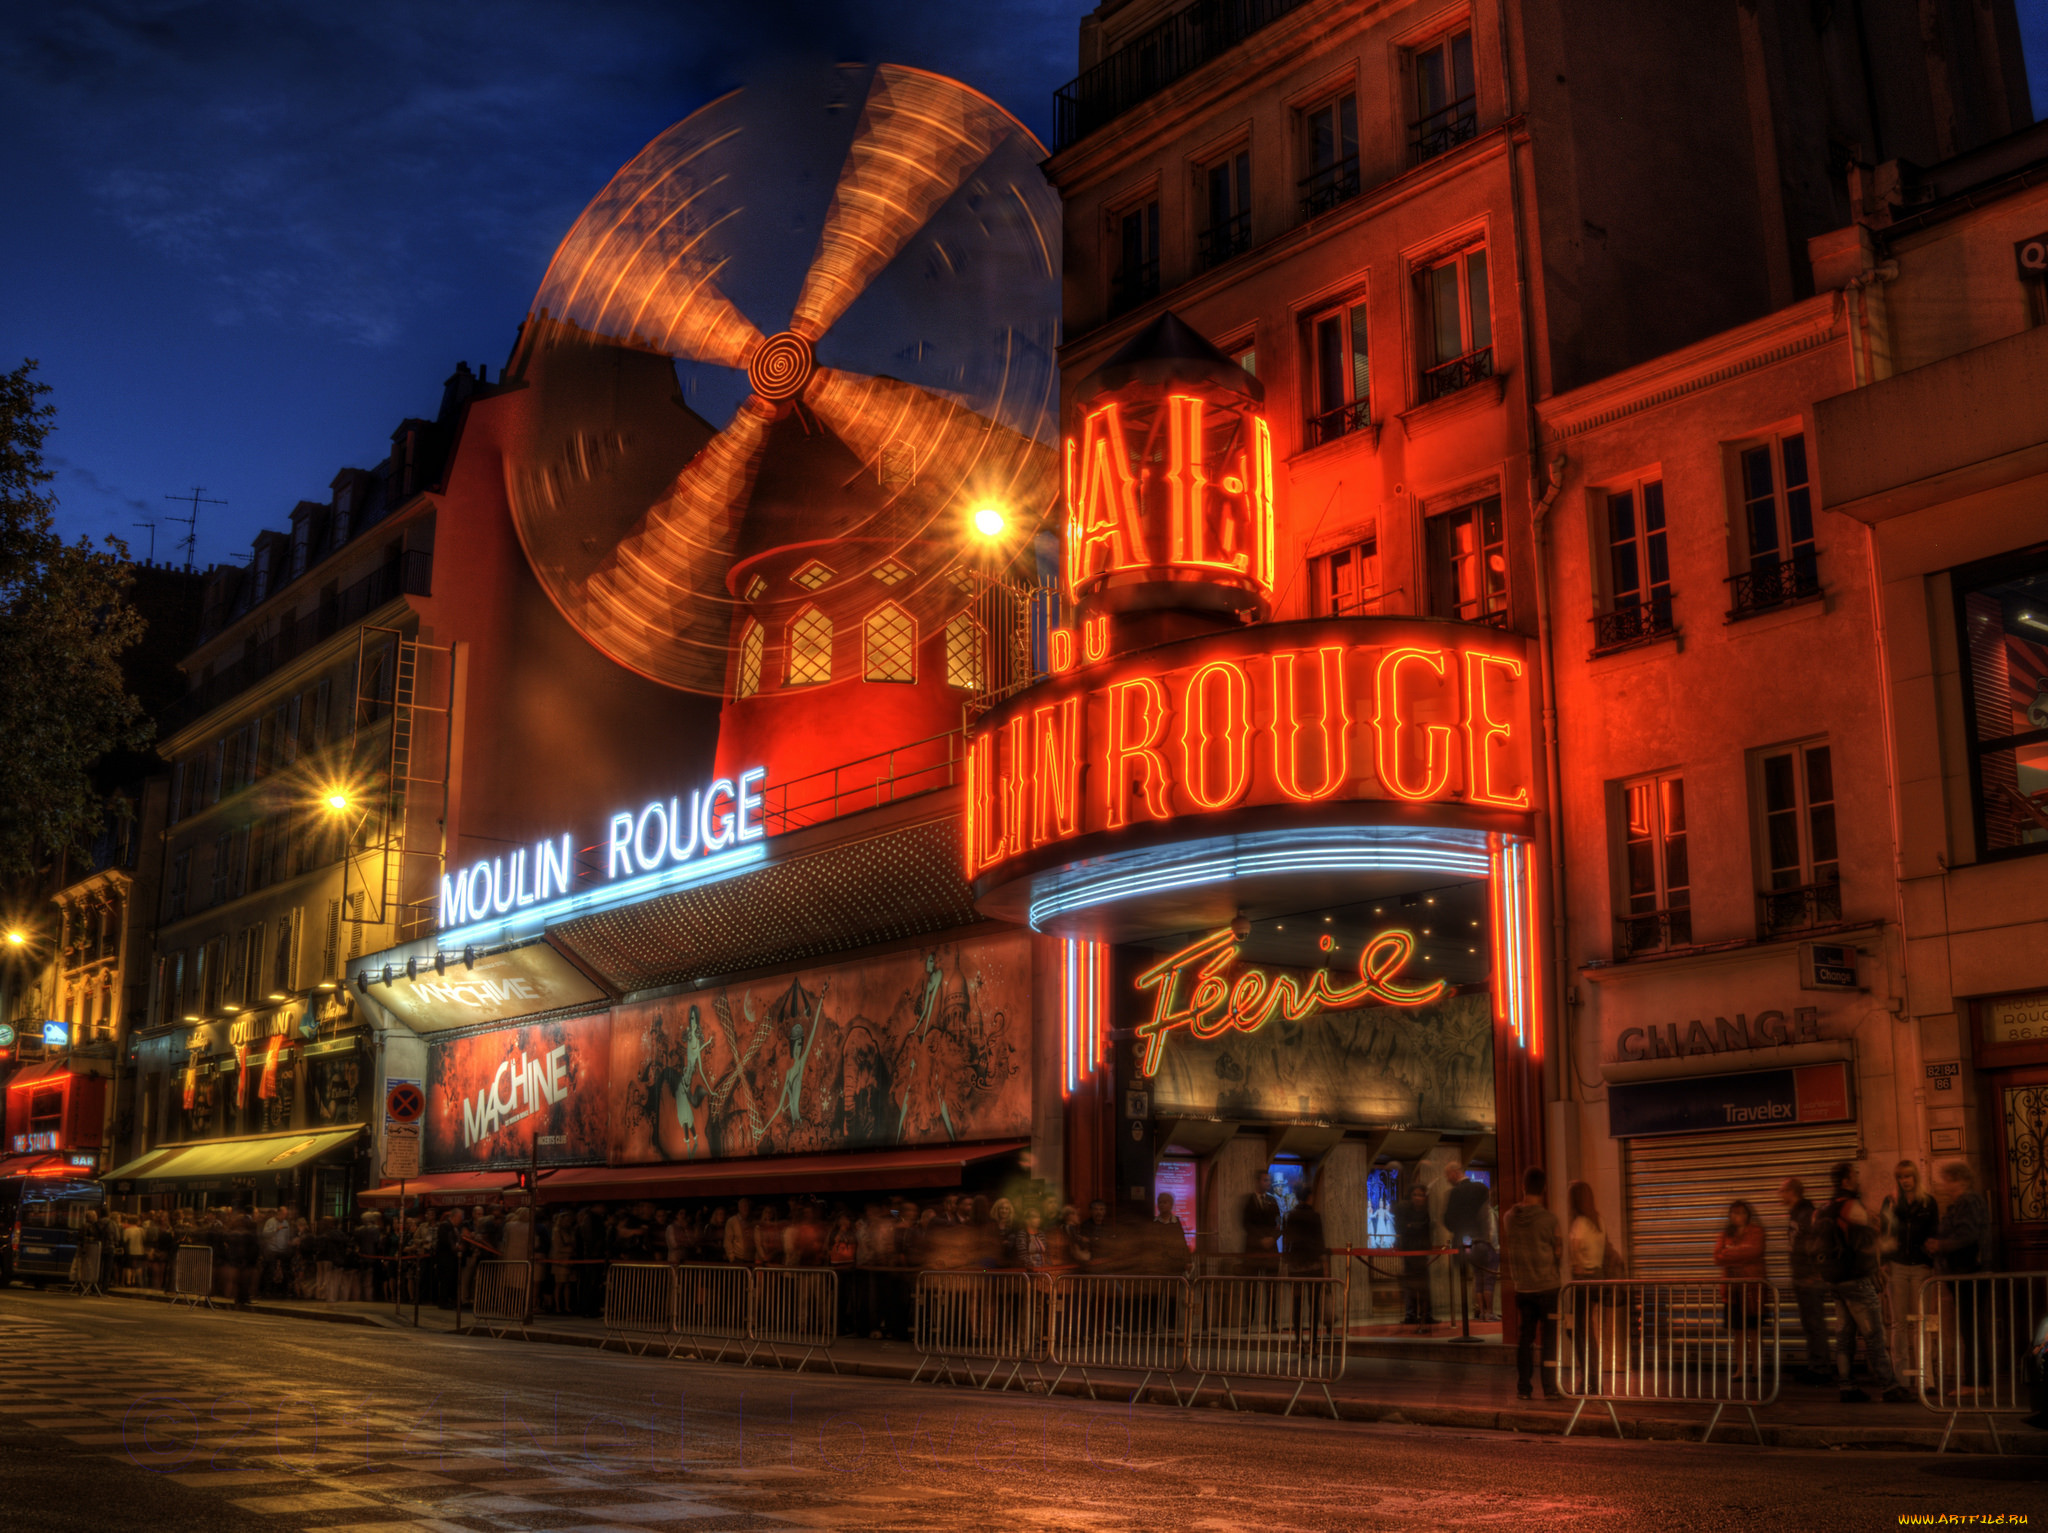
[
  {"xmin": 529, "ymin": 1141, "xmax": 1031, "ymax": 1203},
  {"xmin": 359, "ymin": 1171, "xmax": 524, "ymax": 1206},
  {"xmin": 0, "ymin": 1153, "xmax": 68, "ymax": 1177},
  {"xmin": 5, "ymin": 1062, "xmax": 72, "ymax": 1091}
]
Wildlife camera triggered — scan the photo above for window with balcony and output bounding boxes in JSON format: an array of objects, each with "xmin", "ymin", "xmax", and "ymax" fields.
[
  {"xmin": 1418, "ymin": 246, "xmax": 1494, "ymax": 401},
  {"xmin": 786, "ymin": 605, "xmax": 833, "ymax": 685},
  {"xmin": 1299, "ymin": 94, "xmax": 1360, "ymax": 218},
  {"xmin": 1731, "ymin": 432, "xmax": 1819, "ymax": 616},
  {"xmin": 1309, "ymin": 533, "xmax": 1382, "ymax": 617},
  {"xmin": 863, "ymin": 602, "xmax": 916, "ymax": 682},
  {"xmin": 1956, "ymin": 545, "xmax": 2048, "ymax": 857},
  {"xmin": 1199, "ymin": 148, "xmax": 1252, "ymax": 270},
  {"xmin": 1426, "ymin": 496, "xmax": 1507, "ymax": 625},
  {"xmin": 1616, "ymin": 773, "xmax": 1690, "ymax": 956},
  {"xmin": 1755, "ymin": 740, "xmax": 1840, "ymax": 935},
  {"xmin": 1410, "ymin": 27, "xmax": 1477, "ymax": 164},
  {"xmin": 1595, "ymin": 479, "xmax": 1674, "ymax": 651},
  {"xmin": 1111, "ymin": 198, "xmax": 1160, "ymax": 315},
  {"xmin": 1306, "ymin": 300, "xmax": 1371, "ymax": 448}
]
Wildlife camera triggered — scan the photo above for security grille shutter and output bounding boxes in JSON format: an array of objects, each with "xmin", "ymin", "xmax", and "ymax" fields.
[{"xmin": 1623, "ymin": 1122, "xmax": 1862, "ymax": 1284}]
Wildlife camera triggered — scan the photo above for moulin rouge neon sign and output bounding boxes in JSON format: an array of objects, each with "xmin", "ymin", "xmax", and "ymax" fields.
[{"xmin": 1133, "ymin": 926, "xmax": 1447, "ymax": 1076}]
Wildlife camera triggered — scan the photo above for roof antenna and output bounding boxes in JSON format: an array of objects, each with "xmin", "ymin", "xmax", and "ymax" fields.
[
  {"xmin": 132, "ymin": 521, "xmax": 156, "ymax": 563},
  {"xmin": 163, "ymin": 486, "xmax": 226, "ymax": 571}
]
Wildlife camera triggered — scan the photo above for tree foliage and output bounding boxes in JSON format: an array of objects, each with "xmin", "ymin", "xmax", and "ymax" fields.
[{"xmin": 0, "ymin": 360, "xmax": 149, "ymax": 879}]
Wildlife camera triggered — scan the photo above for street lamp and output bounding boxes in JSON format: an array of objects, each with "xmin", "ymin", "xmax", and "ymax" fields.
[
  {"xmin": 971, "ymin": 504, "xmax": 1007, "ymax": 540},
  {"xmin": 4, "ymin": 930, "xmax": 25, "ymax": 947},
  {"xmin": 324, "ymin": 789, "xmax": 351, "ymax": 813}
]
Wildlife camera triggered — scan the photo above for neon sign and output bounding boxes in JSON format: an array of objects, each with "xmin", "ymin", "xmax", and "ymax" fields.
[
  {"xmin": 438, "ymin": 766, "xmax": 767, "ymax": 930},
  {"xmin": 1132, "ymin": 926, "xmax": 1448, "ymax": 1076},
  {"xmin": 965, "ymin": 623, "xmax": 1531, "ymax": 881}
]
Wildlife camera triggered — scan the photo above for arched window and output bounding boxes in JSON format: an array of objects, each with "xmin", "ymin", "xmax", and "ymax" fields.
[
  {"xmin": 736, "ymin": 620, "xmax": 764, "ymax": 699},
  {"xmin": 945, "ymin": 611, "xmax": 985, "ymax": 690},
  {"xmin": 786, "ymin": 605, "xmax": 833, "ymax": 685},
  {"xmin": 863, "ymin": 602, "xmax": 916, "ymax": 682}
]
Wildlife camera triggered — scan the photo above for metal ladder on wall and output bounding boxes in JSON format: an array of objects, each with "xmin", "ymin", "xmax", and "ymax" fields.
[{"xmin": 348, "ymin": 627, "xmax": 454, "ymax": 948}]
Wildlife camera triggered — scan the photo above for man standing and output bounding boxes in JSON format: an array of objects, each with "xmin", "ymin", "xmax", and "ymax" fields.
[
  {"xmin": 1924, "ymin": 1160, "xmax": 1989, "ymax": 1391},
  {"xmin": 1821, "ymin": 1162, "xmax": 1910, "ymax": 1402},
  {"xmin": 1780, "ymin": 1178, "xmax": 1833, "ymax": 1381},
  {"xmin": 1501, "ymin": 1167, "xmax": 1563, "ymax": 1401},
  {"xmin": 1879, "ymin": 1160, "xmax": 1938, "ymax": 1384},
  {"xmin": 1441, "ymin": 1161, "xmax": 1493, "ymax": 1322}
]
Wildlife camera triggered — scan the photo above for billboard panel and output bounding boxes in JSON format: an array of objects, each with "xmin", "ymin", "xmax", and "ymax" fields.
[{"xmin": 424, "ymin": 1011, "xmax": 611, "ymax": 1169}]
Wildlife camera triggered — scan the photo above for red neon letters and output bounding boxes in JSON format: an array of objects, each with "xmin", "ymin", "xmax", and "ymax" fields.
[
  {"xmin": 1066, "ymin": 401, "xmax": 1148, "ymax": 591},
  {"xmin": 1373, "ymin": 647, "xmax": 1456, "ymax": 801},
  {"xmin": 1105, "ymin": 676, "xmax": 1173, "ymax": 830},
  {"xmin": 1464, "ymin": 650, "xmax": 1529, "ymax": 809},
  {"xmin": 1269, "ymin": 647, "xmax": 1351, "ymax": 802},
  {"xmin": 1179, "ymin": 659, "xmax": 1252, "ymax": 809},
  {"xmin": 1133, "ymin": 925, "xmax": 1447, "ymax": 1076}
]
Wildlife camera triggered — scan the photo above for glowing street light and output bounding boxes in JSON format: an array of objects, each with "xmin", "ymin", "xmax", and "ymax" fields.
[
  {"xmin": 4, "ymin": 929, "xmax": 25, "ymax": 947},
  {"xmin": 971, "ymin": 505, "xmax": 1006, "ymax": 540},
  {"xmin": 324, "ymin": 790, "xmax": 351, "ymax": 813}
]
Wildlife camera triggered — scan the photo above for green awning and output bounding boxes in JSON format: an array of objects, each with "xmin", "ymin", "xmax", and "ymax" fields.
[{"xmin": 103, "ymin": 1124, "xmax": 364, "ymax": 1190}]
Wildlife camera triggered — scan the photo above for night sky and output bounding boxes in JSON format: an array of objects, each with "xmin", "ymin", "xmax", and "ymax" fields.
[{"xmin": 2, "ymin": 1, "xmax": 2043, "ymax": 571}]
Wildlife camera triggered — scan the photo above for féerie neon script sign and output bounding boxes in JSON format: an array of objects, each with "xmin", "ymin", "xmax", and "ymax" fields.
[{"xmin": 1132, "ymin": 927, "xmax": 1447, "ymax": 1076}]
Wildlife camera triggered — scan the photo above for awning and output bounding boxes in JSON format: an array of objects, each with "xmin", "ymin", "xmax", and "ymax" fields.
[
  {"xmin": 527, "ymin": 1140, "xmax": 1030, "ymax": 1203},
  {"xmin": 102, "ymin": 1125, "xmax": 364, "ymax": 1190},
  {"xmin": 5, "ymin": 1061, "xmax": 73, "ymax": 1091},
  {"xmin": 0, "ymin": 1153, "xmax": 69, "ymax": 1177},
  {"xmin": 359, "ymin": 1171, "xmax": 523, "ymax": 1206}
]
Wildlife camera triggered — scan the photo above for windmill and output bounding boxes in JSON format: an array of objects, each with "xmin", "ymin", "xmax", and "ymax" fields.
[{"xmin": 505, "ymin": 62, "xmax": 1062, "ymax": 763}]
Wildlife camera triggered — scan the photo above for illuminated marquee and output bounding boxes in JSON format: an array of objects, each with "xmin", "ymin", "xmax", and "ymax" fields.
[
  {"xmin": 965, "ymin": 623, "xmax": 1531, "ymax": 880},
  {"xmin": 437, "ymin": 766, "xmax": 768, "ymax": 930},
  {"xmin": 1064, "ymin": 389, "xmax": 1276, "ymax": 609},
  {"xmin": 1133, "ymin": 925, "xmax": 1447, "ymax": 1076}
]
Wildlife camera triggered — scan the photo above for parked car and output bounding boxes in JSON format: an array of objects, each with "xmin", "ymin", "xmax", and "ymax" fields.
[{"xmin": 2, "ymin": 1174, "xmax": 105, "ymax": 1287}]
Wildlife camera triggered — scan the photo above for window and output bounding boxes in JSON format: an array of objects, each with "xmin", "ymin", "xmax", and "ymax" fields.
[
  {"xmin": 1309, "ymin": 534, "xmax": 1382, "ymax": 617},
  {"xmin": 240, "ymin": 923, "xmax": 265, "ymax": 1006},
  {"xmin": 167, "ymin": 852, "xmax": 190, "ymax": 920},
  {"xmin": 208, "ymin": 833, "xmax": 231, "ymax": 907},
  {"xmin": 1410, "ymin": 28, "xmax": 1477, "ymax": 164},
  {"xmin": 1233, "ymin": 345, "xmax": 1257, "ymax": 377},
  {"xmin": 786, "ymin": 605, "xmax": 833, "ymax": 685},
  {"xmin": 945, "ymin": 611, "xmax": 986, "ymax": 690},
  {"xmin": 1732, "ymin": 433, "xmax": 1819, "ymax": 615},
  {"xmin": 1299, "ymin": 94, "xmax": 1359, "ymax": 217},
  {"xmin": 1306, "ymin": 301, "xmax": 1371, "ymax": 447},
  {"xmin": 1419, "ymin": 246, "xmax": 1493, "ymax": 400},
  {"xmin": 273, "ymin": 911, "xmax": 299, "ymax": 992},
  {"xmin": 311, "ymin": 677, "xmax": 332, "ymax": 748},
  {"xmin": 201, "ymin": 935, "xmax": 225, "ymax": 1013},
  {"xmin": 863, "ymin": 602, "xmax": 916, "ymax": 682},
  {"xmin": 736, "ymin": 620, "xmax": 764, "ymax": 699},
  {"xmin": 1616, "ymin": 774, "xmax": 1690, "ymax": 955},
  {"xmin": 1199, "ymin": 149, "xmax": 1251, "ymax": 269},
  {"xmin": 1756, "ymin": 741, "xmax": 1841, "ymax": 935},
  {"xmin": 1956, "ymin": 548, "xmax": 2048, "ymax": 857},
  {"xmin": 1595, "ymin": 479, "xmax": 1673, "ymax": 650},
  {"xmin": 1426, "ymin": 496, "xmax": 1507, "ymax": 624},
  {"xmin": 1112, "ymin": 199, "xmax": 1160, "ymax": 314}
]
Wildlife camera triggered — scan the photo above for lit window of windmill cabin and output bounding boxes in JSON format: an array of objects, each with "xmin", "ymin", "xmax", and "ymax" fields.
[
  {"xmin": 864, "ymin": 602, "xmax": 916, "ymax": 682},
  {"xmin": 946, "ymin": 612, "xmax": 986, "ymax": 690},
  {"xmin": 736, "ymin": 621, "xmax": 764, "ymax": 699},
  {"xmin": 787, "ymin": 606, "xmax": 833, "ymax": 685}
]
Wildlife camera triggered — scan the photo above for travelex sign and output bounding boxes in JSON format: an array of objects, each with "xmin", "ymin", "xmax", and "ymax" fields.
[{"xmin": 438, "ymin": 766, "xmax": 768, "ymax": 930}]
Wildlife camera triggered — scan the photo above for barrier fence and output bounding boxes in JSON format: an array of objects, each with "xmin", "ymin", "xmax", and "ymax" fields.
[
  {"xmin": 1556, "ymin": 1279, "xmax": 1781, "ymax": 1444},
  {"xmin": 603, "ymin": 1262, "xmax": 678, "ymax": 1357},
  {"xmin": 67, "ymin": 1241, "xmax": 105, "ymax": 1297},
  {"xmin": 169, "ymin": 1245, "xmax": 217, "ymax": 1310},
  {"xmin": 470, "ymin": 1260, "xmax": 532, "ymax": 1339},
  {"xmin": 1916, "ymin": 1272, "xmax": 2048, "ymax": 1454},
  {"xmin": 753, "ymin": 1267, "xmax": 840, "ymax": 1374},
  {"xmin": 1047, "ymin": 1275, "xmax": 1189, "ymax": 1403},
  {"xmin": 580, "ymin": 1263, "xmax": 835, "ymax": 1371},
  {"xmin": 912, "ymin": 1270, "xmax": 1051, "ymax": 1391},
  {"xmin": 673, "ymin": 1261, "xmax": 755, "ymax": 1365},
  {"xmin": 1185, "ymin": 1275, "xmax": 1347, "ymax": 1419}
]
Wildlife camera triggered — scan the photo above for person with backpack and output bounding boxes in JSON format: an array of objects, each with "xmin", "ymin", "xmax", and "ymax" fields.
[
  {"xmin": 1924, "ymin": 1159, "xmax": 1990, "ymax": 1391},
  {"xmin": 1819, "ymin": 1162, "xmax": 1910, "ymax": 1402},
  {"xmin": 1779, "ymin": 1178, "xmax": 1834, "ymax": 1382}
]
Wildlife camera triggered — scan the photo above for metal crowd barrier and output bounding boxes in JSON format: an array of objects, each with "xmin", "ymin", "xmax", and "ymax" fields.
[
  {"xmin": 1184, "ymin": 1274, "xmax": 1346, "ymax": 1418},
  {"xmin": 169, "ymin": 1244, "xmax": 217, "ymax": 1310},
  {"xmin": 603, "ymin": 1262, "xmax": 678, "ymax": 1357},
  {"xmin": 470, "ymin": 1260, "xmax": 532, "ymax": 1339},
  {"xmin": 1048, "ymin": 1274, "xmax": 1188, "ymax": 1403},
  {"xmin": 1916, "ymin": 1272, "xmax": 2048, "ymax": 1454},
  {"xmin": 67, "ymin": 1241, "xmax": 105, "ymax": 1297},
  {"xmin": 673, "ymin": 1262, "xmax": 754, "ymax": 1365},
  {"xmin": 1556, "ymin": 1279, "xmax": 1780, "ymax": 1444},
  {"xmin": 753, "ymin": 1267, "xmax": 840, "ymax": 1374},
  {"xmin": 911, "ymin": 1270, "xmax": 1052, "ymax": 1391}
]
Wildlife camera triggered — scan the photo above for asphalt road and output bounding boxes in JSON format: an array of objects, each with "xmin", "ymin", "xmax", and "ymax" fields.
[{"xmin": 0, "ymin": 1288, "xmax": 2041, "ymax": 1533}]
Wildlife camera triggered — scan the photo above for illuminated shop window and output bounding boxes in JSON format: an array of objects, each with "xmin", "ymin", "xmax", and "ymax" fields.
[
  {"xmin": 863, "ymin": 602, "xmax": 916, "ymax": 683},
  {"xmin": 1616, "ymin": 773, "xmax": 1690, "ymax": 957},
  {"xmin": 786, "ymin": 606, "xmax": 833, "ymax": 685},
  {"xmin": 737, "ymin": 620, "xmax": 765, "ymax": 698},
  {"xmin": 1425, "ymin": 496, "xmax": 1507, "ymax": 625},
  {"xmin": 1418, "ymin": 246, "xmax": 1493, "ymax": 401},
  {"xmin": 1956, "ymin": 547, "xmax": 2048, "ymax": 858},
  {"xmin": 1753, "ymin": 741, "xmax": 1840, "ymax": 935},
  {"xmin": 793, "ymin": 560, "xmax": 835, "ymax": 592},
  {"xmin": 872, "ymin": 559, "xmax": 911, "ymax": 586},
  {"xmin": 945, "ymin": 611, "xmax": 986, "ymax": 690}
]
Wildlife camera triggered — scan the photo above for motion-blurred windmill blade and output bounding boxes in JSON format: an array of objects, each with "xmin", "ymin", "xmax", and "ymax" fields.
[
  {"xmin": 573, "ymin": 403, "xmax": 775, "ymax": 692},
  {"xmin": 534, "ymin": 127, "xmax": 766, "ymax": 371},
  {"xmin": 805, "ymin": 366, "xmax": 1058, "ymax": 526},
  {"xmin": 788, "ymin": 65, "xmax": 1014, "ymax": 343}
]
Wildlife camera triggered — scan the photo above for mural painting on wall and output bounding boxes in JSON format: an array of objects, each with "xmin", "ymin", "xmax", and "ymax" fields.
[
  {"xmin": 1147, "ymin": 985, "xmax": 1495, "ymax": 1130},
  {"xmin": 425, "ymin": 1011, "xmax": 611, "ymax": 1169},
  {"xmin": 612, "ymin": 934, "xmax": 1032, "ymax": 1163}
]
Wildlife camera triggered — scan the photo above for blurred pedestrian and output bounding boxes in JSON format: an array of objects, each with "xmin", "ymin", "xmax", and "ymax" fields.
[
  {"xmin": 1880, "ymin": 1160, "xmax": 1937, "ymax": 1385},
  {"xmin": 1502, "ymin": 1167, "xmax": 1562, "ymax": 1401},
  {"xmin": 1712, "ymin": 1200, "xmax": 1766, "ymax": 1379},
  {"xmin": 1395, "ymin": 1181, "xmax": 1435, "ymax": 1328},
  {"xmin": 1781, "ymin": 1178, "xmax": 1833, "ymax": 1381},
  {"xmin": 1821, "ymin": 1162, "xmax": 1908, "ymax": 1403}
]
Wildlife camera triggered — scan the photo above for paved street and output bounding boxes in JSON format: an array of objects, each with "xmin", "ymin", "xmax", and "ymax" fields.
[{"xmin": 1, "ymin": 1291, "xmax": 2041, "ymax": 1532}]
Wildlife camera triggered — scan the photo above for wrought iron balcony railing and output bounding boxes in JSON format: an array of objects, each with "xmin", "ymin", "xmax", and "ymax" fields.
[
  {"xmin": 1759, "ymin": 879, "xmax": 1842, "ymax": 938},
  {"xmin": 1409, "ymin": 98, "xmax": 1479, "ymax": 164},
  {"xmin": 1197, "ymin": 211, "xmax": 1251, "ymax": 269},
  {"xmin": 1727, "ymin": 553, "xmax": 1820, "ymax": 618},
  {"xmin": 1420, "ymin": 346, "xmax": 1495, "ymax": 403},
  {"xmin": 1298, "ymin": 155, "xmax": 1362, "ymax": 219},
  {"xmin": 1592, "ymin": 594, "xmax": 1676, "ymax": 653},
  {"xmin": 1616, "ymin": 907, "xmax": 1692, "ymax": 959},
  {"xmin": 1305, "ymin": 398, "xmax": 1373, "ymax": 449},
  {"xmin": 1111, "ymin": 259, "xmax": 1161, "ymax": 316}
]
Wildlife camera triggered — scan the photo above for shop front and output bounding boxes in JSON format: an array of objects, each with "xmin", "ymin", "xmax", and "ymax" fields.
[
  {"xmin": 1, "ymin": 1060, "xmax": 107, "ymax": 1178},
  {"xmin": 1969, "ymin": 989, "xmax": 2048, "ymax": 1269}
]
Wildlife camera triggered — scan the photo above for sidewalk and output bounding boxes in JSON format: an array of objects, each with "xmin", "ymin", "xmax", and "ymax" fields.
[{"xmin": 96, "ymin": 1285, "xmax": 2046, "ymax": 1455}]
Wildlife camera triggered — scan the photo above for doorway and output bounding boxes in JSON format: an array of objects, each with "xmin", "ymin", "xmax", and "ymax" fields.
[{"xmin": 1989, "ymin": 1065, "xmax": 2048, "ymax": 1270}]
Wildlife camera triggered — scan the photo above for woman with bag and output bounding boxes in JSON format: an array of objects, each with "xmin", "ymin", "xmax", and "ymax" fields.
[
  {"xmin": 1566, "ymin": 1181, "xmax": 1610, "ymax": 1385},
  {"xmin": 1712, "ymin": 1200, "xmax": 1767, "ymax": 1380}
]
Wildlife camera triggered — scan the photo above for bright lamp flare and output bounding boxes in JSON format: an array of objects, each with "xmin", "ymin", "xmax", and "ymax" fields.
[
  {"xmin": 4, "ymin": 930, "xmax": 25, "ymax": 946},
  {"xmin": 325, "ymin": 792, "xmax": 350, "ymax": 812},
  {"xmin": 973, "ymin": 506, "xmax": 1006, "ymax": 539}
]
